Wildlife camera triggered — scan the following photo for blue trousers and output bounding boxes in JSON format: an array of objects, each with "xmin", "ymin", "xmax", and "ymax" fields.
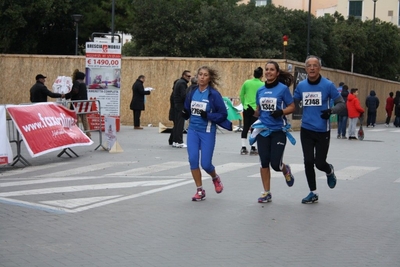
[
  {"xmin": 337, "ymin": 115, "xmax": 348, "ymax": 137},
  {"xmin": 187, "ymin": 128, "xmax": 216, "ymax": 172}
]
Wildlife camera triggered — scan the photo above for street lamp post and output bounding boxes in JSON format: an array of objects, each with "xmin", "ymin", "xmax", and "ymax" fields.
[
  {"xmin": 72, "ymin": 14, "xmax": 83, "ymax": 55},
  {"xmin": 111, "ymin": 0, "xmax": 115, "ymax": 43},
  {"xmin": 373, "ymin": 0, "xmax": 377, "ymax": 31},
  {"xmin": 306, "ymin": 0, "xmax": 311, "ymax": 57}
]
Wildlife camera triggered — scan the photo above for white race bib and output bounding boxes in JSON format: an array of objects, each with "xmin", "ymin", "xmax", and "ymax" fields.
[
  {"xmin": 302, "ymin": 92, "xmax": 322, "ymax": 106},
  {"xmin": 259, "ymin": 97, "xmax": 277, "ymax": 111},
  {"xmin": 191, "ymin": 101, "xmax": 207, "ymax": 116}
]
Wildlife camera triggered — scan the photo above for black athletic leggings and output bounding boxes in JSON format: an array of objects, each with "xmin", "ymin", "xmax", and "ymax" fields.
[
  {"xmin": 256, "ymin": 131, "xmax": 286, "ymax": 171},
  {"xmin": 241, "ymin": 109, "xmax": 258, "ymax": 139},
  {"xmin": 300, "ymin": 127, "xmax": 332, "ymax": 191}
]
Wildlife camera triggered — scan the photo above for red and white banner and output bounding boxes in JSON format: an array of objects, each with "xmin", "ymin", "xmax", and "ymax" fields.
[
  {"xmin": 6, "ymin": 103, "xmax": 93, "ymax": 157},
  {"xmin": 0, "ymin": 105, "xmax": 13, "ymax": 165}
]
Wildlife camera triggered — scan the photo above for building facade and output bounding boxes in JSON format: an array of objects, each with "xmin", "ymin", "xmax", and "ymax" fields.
[
  {"xmin": 335, "ymin": 0, "xmax": 399, "ymax": 26},
  {"xmin": 240, "ymin": 0, "xmax": 400, "ymax": 26},
  {"xmin": 239, "ymin": 0, "xmax": 338, "ymax": 16}
]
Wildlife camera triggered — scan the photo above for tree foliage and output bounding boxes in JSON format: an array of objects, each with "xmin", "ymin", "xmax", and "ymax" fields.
[{"xmin": 2, "ymin": 0, "xmax": 400, "ymax": 80}]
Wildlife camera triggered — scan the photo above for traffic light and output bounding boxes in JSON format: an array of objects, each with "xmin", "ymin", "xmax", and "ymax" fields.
[{"xmin": 283, "ymin": 35, "xmax": 288, "ymax": 46}]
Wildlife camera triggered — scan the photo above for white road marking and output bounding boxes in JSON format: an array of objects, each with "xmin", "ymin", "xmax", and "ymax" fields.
[
  {"xmin": 0, "ymin": 162, "xmax": 69, "ymax": 177},
  {"xmin": 70, "ymin": 179, "xmax": 196, "ymax": 213},
  {"xmin": 106, "ymin": 161, "xmax": 188, "ymax": 176},
  {"xmin": 36, "ymin": 161, "xmax": 136, "ymax": 178},
  {"xmin": 0, "ymin": 179, "xmax": 184, "ymax": 197},
  {"xmin": 0, "ymin": 179, "xmax": 197, "ymax": 213},
  {"xmin": 0, "ymin": 197, "xmax": 66, "ymax": 214},
  {"xmin": 318, "ymin": 166, "xmax": 380, "ymax": 180},
  {"xmin": 0, "ymin": 175, "xmax": 190, "ymax": 188},
  {"xmin": 248, "ymin": 163, "xmax": 304, "ymax": 178},
  {"xmin": 176, "ymin": 162, "xmax": 259, "ymax": 177},
  {"xmin": 0, "ymin": 176, "xmax": 111, "ymax": 187},
  {"xmin": 0, "ymin": 162, "xmax": 387, "ymax": 213},
  {"xmin": 40, "ymin": 195, "xmax": 122, "ymax": 209},
  {"xmin": 368, "ymin": 129, "xmax": 385, "ymax": 132}
]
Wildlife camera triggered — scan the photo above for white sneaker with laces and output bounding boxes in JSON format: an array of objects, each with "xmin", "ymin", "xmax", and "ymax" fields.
[
  {"xmin": 175, "ymin": 143, "xmax": 187, "ymax": 148},
  {"xmin": 172, "ymin": 142, "xmax": 177, "ymax": 147}
]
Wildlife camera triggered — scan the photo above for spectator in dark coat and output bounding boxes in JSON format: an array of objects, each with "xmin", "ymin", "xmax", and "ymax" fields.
[
  {"xmin": 365, "ymin": 90, "xmax": 380, "ymax": 127},
  {"xmin": 168, "ymin": 76, "xmax": 197, "ymax": 146},
  {"xmin": 30, "ymin": 74, "xmax": 64, "ymax": 102},
  {"xmin": 130, "ymin": 75, "xmax": 150, "ymax": 129},
  {"xmin": 172, "ymin": 70, "xmax": 191, "ymax": 148},
  {"xmin": 168, "ymin": 79, "xmax": 178, "ymax": 145}
]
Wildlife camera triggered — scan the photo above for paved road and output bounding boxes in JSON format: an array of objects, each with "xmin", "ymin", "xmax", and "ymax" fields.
[{"xmin": 1, "ymin": 123, "xmax": 399, "ymax": 267}]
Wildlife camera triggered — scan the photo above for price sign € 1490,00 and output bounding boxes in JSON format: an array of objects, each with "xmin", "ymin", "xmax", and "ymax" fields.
[{"xmin": 87, "ymin": 58, "xmax": 121, "ymax": 68}]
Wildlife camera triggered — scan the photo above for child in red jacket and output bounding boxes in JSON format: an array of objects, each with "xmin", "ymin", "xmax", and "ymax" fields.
[{"xmin": 347, "ymin": 88, "xmax": 365, "ymax": 140}]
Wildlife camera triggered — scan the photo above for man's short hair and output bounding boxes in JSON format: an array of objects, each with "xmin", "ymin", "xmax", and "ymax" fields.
[
  {"xmin": 138, "ymin": 75, "xmax": 145, "ymax": 80},
  {"xmin": 305, "ymin": 55, "xmax": 322, "ymax": 66},
  {"xmin": 253, "ymin": 67, "xmax": 263, "ymax": 78},
  {"xmin": 182, "ymin": 70, "xmax": 191, "ymax": 77}
]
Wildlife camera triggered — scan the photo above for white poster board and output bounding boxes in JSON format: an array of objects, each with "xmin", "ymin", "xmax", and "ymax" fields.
[
  {"xmin": 104, "ymin": 116, "xmax": 122, "ymax": 153},
  {"xmin": 85, "ymin": 42, "xmax": 122, "ymax": 131}
]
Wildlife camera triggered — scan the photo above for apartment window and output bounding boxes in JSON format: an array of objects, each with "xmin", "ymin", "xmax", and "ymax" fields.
[
  {"xmin": 349, "ymin": 0, "xmax": 362, "ymax": 19},
  {"xmin": 255, "ymin": 0, "xmax": 271, "ymax": 7}
]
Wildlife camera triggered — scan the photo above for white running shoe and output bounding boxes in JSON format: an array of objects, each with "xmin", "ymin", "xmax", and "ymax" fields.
[
  {"xmin": 175, "ymin": 143, "xmax": 187, "ymax": 148},
  {"xmin": 172, "ymin": 142, "xmax": 177, "ymax": 147}
]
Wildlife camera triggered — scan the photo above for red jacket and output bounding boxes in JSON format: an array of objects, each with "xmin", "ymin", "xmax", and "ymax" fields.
[
  {"xmin": 386, "ymin": 96, "xmax": 394, "ymax": 112},
  {"xmin": 347, "ymin": 93, "xmax": 364, "ymax": 118}
]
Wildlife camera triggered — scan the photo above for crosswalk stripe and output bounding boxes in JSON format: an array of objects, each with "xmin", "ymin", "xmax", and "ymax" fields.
[
  {"xmin": 36, "ymin": 161, "xmax": 136, "ymax": 178},
  {"xmin": 0, "ymin": 162, "xmax": 69, "ymax": 176},
  {"xmin": 0, "ymin": 179, "xmax": 184, "ymax": 197},
  {"xmin": 247, "ymin": 164, "xmax": 304, "ymax": 178},
  {"xmin": 318, "ymin": 166, "xmax": 379, "ymax": 180},
  {"xmin": 0, "ymin": 197, "xmax": 66, "ymax": 214},
  {"xmin": 40, "ymin": 195, "xmax": 123, "ymax": 209},
  {"xmin": 176, "ymin": 162, "xmax": 259, "ymax": 177},
  {"xmin": 0, "ymin": 161, "xmax": 389, "ymax": 213},
  {"xmin": 368, "ymin": 129, "xmax": 385, "ymax": 132},
  {"xmin": 106, "ymin": 161, "xmax": 188, "ymax": 176},
  {"xmin": 0, "ymin": 176, "xmax": 113, "ymax": 187}
]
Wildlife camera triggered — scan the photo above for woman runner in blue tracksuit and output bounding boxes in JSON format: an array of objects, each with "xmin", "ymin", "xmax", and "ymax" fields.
[
  {"xmin": 182, "ymin": 66, "xmax": 232, "ymax": 201},
  {"xmin": 251, "ymin": 61, "xmax": 296, "ymax": 203}
]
